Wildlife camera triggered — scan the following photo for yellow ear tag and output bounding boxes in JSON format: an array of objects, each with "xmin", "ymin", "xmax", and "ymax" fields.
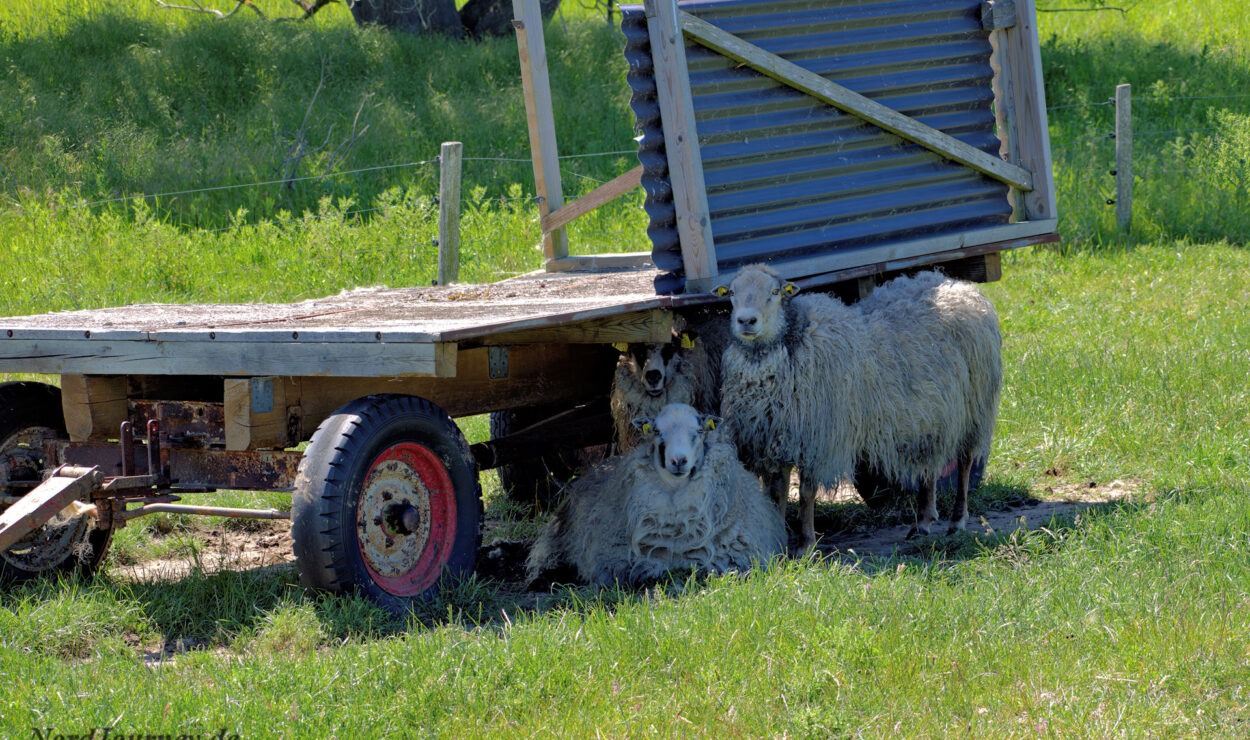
[
  {"xmin": 612, "ymin": 342, "xmax": 629, "ymax": 353},
  {"xmin": 680, "ymin": 333, "xmax": 695, "ymax": 350},
  {"xmin": 783, "ymin": 283, "xmax": 800, "ymax": 296},
  {"xmin": 703, "ymin": 417, "xmax": 717, "ymax": 431},
  {"xmin": 713, "ymin": 286, "xmax": 730, "ymax": 297},
  {"xmin": 641, "ymin": 422, "xmax": 654, "ymax": 435}
]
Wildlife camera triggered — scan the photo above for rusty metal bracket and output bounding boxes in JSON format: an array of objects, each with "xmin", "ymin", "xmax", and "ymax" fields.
[{"xmin": 0, "ymin": 465, "xmax": 104, "ymax": 552}]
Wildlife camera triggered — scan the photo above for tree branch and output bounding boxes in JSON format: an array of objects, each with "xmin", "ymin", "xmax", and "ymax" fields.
[{"xmin": 155, "ymin": 0, "xmax": 266, "ymax": 20}]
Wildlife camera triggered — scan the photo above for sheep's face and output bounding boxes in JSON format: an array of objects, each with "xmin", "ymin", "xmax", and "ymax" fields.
[
  {"xmin": 632, "ymin": 403, "xmax": 721, "ymax": 482},
  {"xmin": 623, "ymin": 342, "xmax": 680, "ymax": 397},
  {"xmin": 716, "ymin": 265, "xmax": 799, "ymax": 344}
]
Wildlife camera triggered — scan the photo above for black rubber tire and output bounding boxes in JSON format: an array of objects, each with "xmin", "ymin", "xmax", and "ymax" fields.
[
  {"xmin": 0, "ymin": 382, "xmax": 112, "ymax": 583},
  {"xmin": 290, "ymin": 394, "xmax": 481, "ymax": 615},
  {"xmin": 854, "ymin": 457, "xmax": 987, "ymax": 511},
  {"xmin": 489, "ymin": 406, "xmax": 592, "ymax": 514}
]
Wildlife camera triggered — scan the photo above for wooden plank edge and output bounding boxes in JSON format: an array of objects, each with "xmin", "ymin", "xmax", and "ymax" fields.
[
  {"xmin": 679, "ymin": 11, "xmax": 1035, "ymax": 192},
  {"xmin": 545, "ymin": 252, "xmax": 655, "ymax": 272},
  {"xmin": 672, "ymin": 222, "xmax": 1057, "ymax": 300}
]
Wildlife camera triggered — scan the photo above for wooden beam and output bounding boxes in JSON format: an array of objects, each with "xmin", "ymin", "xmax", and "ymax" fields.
[
  {"xmin": 1000, "ymin": 0, "xmax": 1056, "ymax": 220},
  {"xmin": 287, "ymin": 344, "xmax": 616, "ymax": 447},
  {"xmin": 541, "ymin": 165, "xmax": 644, "ymax": 234},
  {"xmin": 645, "ymin": 0, "xmax": 719, "ymax": 288},
  {"xmin": 60, "ymin": 375, "xmax": 128, "ymax": 442},
  {"xmin": 734, "ymin": 219, "xmax": 1057, "ymax": 292},
  {"xmin": 512, "ymin": 0, "xmax": 569, "ymax": 263},
  {"xmin": 224, "ymin": 377, "xmax": 290, "ymax": 451},
  {"xmin": 545, "ymin": 252, "xmax": 654, "ymax": 273},
  {"xmin": 679, "ymin": 11, "xmax": 1035, "ymax": 193},
  {"xmin": 471, "ymin": 308, "xmax": 674, "ymax": 346},
  {"xmin": 0, "ymin": 339, "xmax": 458, "ymax": 378}
]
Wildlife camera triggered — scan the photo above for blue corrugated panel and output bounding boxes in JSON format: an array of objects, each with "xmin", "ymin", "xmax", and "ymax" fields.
[{"xmin": 623, "ymin": 0, "xmax": 1012, "ymax": 295}]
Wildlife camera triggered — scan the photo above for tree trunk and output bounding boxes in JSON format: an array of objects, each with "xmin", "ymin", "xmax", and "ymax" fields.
[
  {"xmin": 348, "ymin": 0, "xmax": 465, "ymax": 37},
  {"xmin": 459, "ymin": 0, "xmax": 560, "ymax": 38}
]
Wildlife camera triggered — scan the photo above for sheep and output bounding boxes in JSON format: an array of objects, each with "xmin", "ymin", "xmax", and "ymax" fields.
[
  {"xmin": 608, "ymin": 325, "xmax": 723, "ymax": 451},
  {"xmin": 716, "ymin": 263, "xmax": 1002, "ymax": 549},
  {"xmin": 526, "ymin": 403, "xmax": 786, "ymax": 587}
]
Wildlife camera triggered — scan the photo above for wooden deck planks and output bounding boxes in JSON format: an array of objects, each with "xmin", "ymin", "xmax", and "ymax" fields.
[{"xmin": 0, "ymin": 270, "xmax": 676, "ymax": 378}]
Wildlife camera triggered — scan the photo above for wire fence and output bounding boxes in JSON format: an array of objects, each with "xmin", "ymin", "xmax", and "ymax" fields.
[{"xmin": 8, "ymin": 86, "xmax": 1248, "ymax": 309}]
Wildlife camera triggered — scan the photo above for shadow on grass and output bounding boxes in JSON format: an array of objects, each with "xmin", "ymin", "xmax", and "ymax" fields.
[{"xmin": 1, "ymin": 479, "xmax": 1152, "ymax": 659}]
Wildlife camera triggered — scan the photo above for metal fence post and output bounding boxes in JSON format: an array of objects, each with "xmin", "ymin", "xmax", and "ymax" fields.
[
  {"xmin": 1115, "ymin": 83, "xmax": 1132, "ymax": 234},
  {"xmin": 437, "ymin": 141, "xmax": 462, "ymax": 285}
]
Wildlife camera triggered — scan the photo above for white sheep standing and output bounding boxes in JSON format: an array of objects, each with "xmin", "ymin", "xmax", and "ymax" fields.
[
  {"xmin": 526, "ymin": 403, "xmax": 786, "ymax": 586},
  {"xmin": 608, "ymin": 326, "xmax": 723, "ymax": 451},
  {"xmin": 716, "ymin": 263, "xmax": 1002, "ymax": 549}
]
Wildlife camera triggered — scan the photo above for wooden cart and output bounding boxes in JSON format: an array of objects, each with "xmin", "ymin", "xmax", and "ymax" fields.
[{"xmin": 0, "ymin": 0, "xmax": 1057, "ymax": 611}]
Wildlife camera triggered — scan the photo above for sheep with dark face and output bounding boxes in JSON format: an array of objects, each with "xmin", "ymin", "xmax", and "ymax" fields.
[
  {"xmin": 717, "ymin": 263, "xmax": 1002, "ymax": 549},
  {"xmin": 609, "ymin": 327, "xmax": 723, "ymax": 451},
  {"xmin": 526, "ymin": 403, "xmax": 785, "ymax": 586}
]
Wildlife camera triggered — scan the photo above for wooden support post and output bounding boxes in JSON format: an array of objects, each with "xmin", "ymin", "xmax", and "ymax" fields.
[
  {"xmin": 999, "ymin": 0, "xmax": 1056, "ymax": 221},
  {"xmin": 646, "ymin": 0, "xmax": 719, "ymax": 291},
  {"xmin": 438, "ymin": 141, "xmax": 462, "ymax": 285},
  {"xmin": 61, "ymin": 374, "xmax": 128, "ymax": 442},
  {"xmin": 1115, "ymin": 83, "xmax": 1133, "ymax": 234},
  {"xmin": 512, "ymin": 0, "xmax": 569, "ymax": 264}
]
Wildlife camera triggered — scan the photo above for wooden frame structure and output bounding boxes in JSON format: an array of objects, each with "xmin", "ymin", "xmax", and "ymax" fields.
[{"xmin": 513, "ymin": 0, "xmax": 1056, "ymax": 290}]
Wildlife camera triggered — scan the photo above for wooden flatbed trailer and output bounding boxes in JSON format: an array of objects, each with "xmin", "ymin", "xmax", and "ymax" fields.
[{"xmin": 0, "ymin": 0, "xmax": 1057, "ymax": 611}]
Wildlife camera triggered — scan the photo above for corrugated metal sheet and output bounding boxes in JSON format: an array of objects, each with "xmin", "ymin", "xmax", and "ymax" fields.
[{"xmin": 623, "ymin": 0, "xmax": 1013, "ymax": 294}]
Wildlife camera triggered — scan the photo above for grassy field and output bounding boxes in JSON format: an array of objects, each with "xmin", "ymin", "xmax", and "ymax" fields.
[{"xmin": 2, "ymin": 0, "xmax": 1250, "ymax": 736}]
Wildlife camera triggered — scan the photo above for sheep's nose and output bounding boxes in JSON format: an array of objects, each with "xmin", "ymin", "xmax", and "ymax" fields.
[
  {"xmin": 669, "ymin": 455, "xmax": 688, "ymax": 470},
  {"xmin": 644, "ymin": 369, "xmax": 663, "ymax": 386},
  {"xmin": 737, "ymin": 314, "xmax": 758, "ymax": 328}
]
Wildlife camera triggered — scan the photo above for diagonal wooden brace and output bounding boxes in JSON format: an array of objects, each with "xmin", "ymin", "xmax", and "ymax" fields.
[{"xmin": 0, "ymin": 466, "xmax": 103, "ymax": 553}]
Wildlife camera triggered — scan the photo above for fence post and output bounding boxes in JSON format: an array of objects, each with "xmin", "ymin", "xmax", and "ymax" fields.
[
  {"xmin": 1114, "ymin": 83, "xmax": 1132, "ymax": 234},
  {"xmin": 437, "ymin": 141, "xmax": 462, "ymax": 285}
]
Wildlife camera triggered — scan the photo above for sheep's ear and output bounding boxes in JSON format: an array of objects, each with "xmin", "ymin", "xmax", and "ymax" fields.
[
  {"xmin": 713, "ymin": 285, "xmax": 730, "ymax": 298},
  {"xmin": 700, "ymin": 414, "xmax": 722, "ymax": 432},
  {"xmin": 612, "ymin": 342, "xmax": 629, "ymax": 353},
  {"xmin": 782, "ymin": 282, "xmax": 800, "ymax": 297},
  {"xmin": 631, "ymin": 417, "xmax": 656, "ymax": 436},
  {"xmin": 679, "ymin": 332, "xmax": 696, "ymax": 350}
]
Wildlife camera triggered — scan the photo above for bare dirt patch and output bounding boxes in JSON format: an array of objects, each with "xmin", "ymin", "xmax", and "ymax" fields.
[
  {"xmin": 813, "ymin": 479, "xmax": 1140, "ymax": 560},
  {"xmin": 115, "ymin": 521, "xmax": 295, "ymax": 583}
]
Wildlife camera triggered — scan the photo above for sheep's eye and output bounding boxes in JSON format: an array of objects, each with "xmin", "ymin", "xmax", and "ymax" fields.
[{"xmin": 770, "ymin": 288, "xmax": 780, "ymax": 296}]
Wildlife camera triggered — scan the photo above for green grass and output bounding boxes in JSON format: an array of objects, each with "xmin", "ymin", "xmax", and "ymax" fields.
[{"xmin": 2, "ymin": 0, "xmax": 1250, "ymax": 735}]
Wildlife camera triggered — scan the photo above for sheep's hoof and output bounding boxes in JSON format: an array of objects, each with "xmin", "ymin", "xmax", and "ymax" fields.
[
  {"xmin": 905, "ymin": 524, "xmax": 931, "ymax": 540},
  {"xmin": 946, "ymin": 522, "xmax": 968, "ymax": 536}
]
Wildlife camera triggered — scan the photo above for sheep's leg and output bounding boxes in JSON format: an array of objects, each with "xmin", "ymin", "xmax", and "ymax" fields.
[
  {"xmin": 907, "ymin": 476, "xmax": 939, "ymax": 539},
  {"xmin": 768, "ymin": 464, "xmax": 793, "ymax": 512},
  {"xmin": 947, "ymin": 451, "xmax": 975, "ymax": 535},
  {"xmin": 797, "ymin": 476, "xmax": 819, "ymax": 551}
]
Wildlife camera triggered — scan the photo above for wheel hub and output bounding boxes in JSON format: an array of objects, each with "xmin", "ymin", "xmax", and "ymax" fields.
[{"xmin": 355, "ymin": 442, "xmax": 456, "ymax": 596}]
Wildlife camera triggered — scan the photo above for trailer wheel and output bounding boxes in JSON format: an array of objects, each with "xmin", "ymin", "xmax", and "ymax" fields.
[
  {"xmin": 854, "ymin": 457, "xmax": 987, "ymax": 511},
  {"xmin": 291, "ymin": 395, "xmax": 481, "ymax": 614},
  {"xmin": 489, "ymin": 405, "xmax": 609, "ymax": 514},
  {"xmin": 0, "ymin": 382, "xmax": 111, "ymax": 583}
]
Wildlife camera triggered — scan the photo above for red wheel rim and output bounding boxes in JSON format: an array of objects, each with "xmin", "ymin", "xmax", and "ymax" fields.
[{"xmin": 355, "ymin": 442, "xmax": 457, "ymax": 597}]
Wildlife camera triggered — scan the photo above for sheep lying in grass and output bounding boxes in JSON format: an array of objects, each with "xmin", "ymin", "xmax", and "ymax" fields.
[
  {"xmin": 609, "ymin": 328, "xmax": 722, "ymax": 451},
  {"xmin": 526, "ymin": 403, "xmax": 785, "ymax": 586},
  {"xmin": 717, "ymin": 264, "xmax": 1002, "ymax": 548}
]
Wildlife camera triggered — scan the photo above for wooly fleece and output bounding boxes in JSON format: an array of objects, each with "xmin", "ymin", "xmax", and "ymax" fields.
[
  {"xmin": 526, "ymin": 413, "xmax": 785, "ymax": 586},
  {"xmin": 722, "ymin": 266, "xmax": 1002, "ymax": 492}
]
